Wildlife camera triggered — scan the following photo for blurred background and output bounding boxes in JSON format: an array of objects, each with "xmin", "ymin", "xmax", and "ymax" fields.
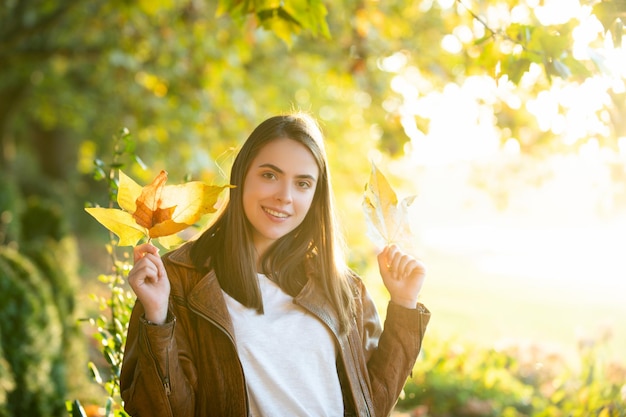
[{"xmin": 1, "ymin": 0, "xmax": 625, "ymax": 416}]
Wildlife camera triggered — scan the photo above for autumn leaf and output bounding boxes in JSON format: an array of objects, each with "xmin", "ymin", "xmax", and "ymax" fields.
[
  {"xmin": 85, "ymin": 170, "xmax": 232, "ymax": 247},
  {"xmin": 362, "ymin": 162, "xmax": 417, "ymax": 253}
]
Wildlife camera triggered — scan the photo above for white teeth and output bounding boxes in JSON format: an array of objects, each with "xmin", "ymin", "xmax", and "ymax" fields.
[{"xmin": 264, "ymin": 207, "xmax": 288, "ymax": 218}]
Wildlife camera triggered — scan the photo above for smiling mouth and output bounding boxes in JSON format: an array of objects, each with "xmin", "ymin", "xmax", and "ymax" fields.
[{"xmin": 263, "ymin": 207, "xmax": 289, "ymax": 219}]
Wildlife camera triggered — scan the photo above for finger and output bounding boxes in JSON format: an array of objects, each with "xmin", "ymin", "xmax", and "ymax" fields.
[
  {"xmin": 406, "ymin": 258, "xmax": 426, "ymax": 281},
  {"xmin": 140, "ymin": 255, "xmax": 168, "ymax": 286},
  {"xmin": 140, "ymin": 252, "xmax": 163, "ymax": 273},
  {"xmin": 385, "ymin": 244, "xmax": 399, "ymax": 271},
  {"xmin": 129, "ymin": 257, "xmax": 162, "ymax": 286},
  {"xmin": 377, "ymin": 246, "xmax": 392, "ymax": 271},
  {"xmin": 397, "ymin": 256, "xmax": 411, "ymax": 278},
  {"xmin": 401, "ymin": 258, "xmax": 418, "ymax": 278},
  {"xmin": 129, "ymin": 259, "xmax": 158, "ymax": 280},
  {"xmin": 133, "ymin": 243, "xmax": 159, "ymax": 263},
  {"xmin": 132, "ymin": 253, "xmax": 165, "ymax": 282}
]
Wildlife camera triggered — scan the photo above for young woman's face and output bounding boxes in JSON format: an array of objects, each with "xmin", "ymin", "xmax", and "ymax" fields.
[{"xmin": 243, "ymin": 138, "xmax": 319, "ymax": 257}]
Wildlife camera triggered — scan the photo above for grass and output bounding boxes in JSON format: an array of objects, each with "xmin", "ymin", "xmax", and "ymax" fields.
[{"xmin": 414, "ymin": 240, "xmax": 626, "ymax": 367}]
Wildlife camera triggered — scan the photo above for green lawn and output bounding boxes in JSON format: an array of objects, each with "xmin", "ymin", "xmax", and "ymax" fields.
[{"xmin": 416, "ymin": 244, "xmax": 626, "ymax": 366}]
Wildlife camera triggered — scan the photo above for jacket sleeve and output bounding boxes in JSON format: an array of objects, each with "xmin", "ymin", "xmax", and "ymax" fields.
[
  {"xmin": 361, "ymin": 287, "xmax": 430, "ymax": 417},
  {"xmin": 120, "ymin": 299, "xmax": 198, "ymax": 417}
]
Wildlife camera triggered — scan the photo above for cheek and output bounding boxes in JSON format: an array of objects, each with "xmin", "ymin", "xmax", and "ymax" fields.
[
  {"xmin": 241, "ymin": 185, "xmax": 255, "ymax": 219},
  {"xmin": 299, "ymin": 193, "xmax": 316, "ymax": 214}
]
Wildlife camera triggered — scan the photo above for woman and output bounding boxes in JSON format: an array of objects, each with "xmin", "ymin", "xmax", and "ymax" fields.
[{"xmin": 120, "ymin": 112, "xmax": 430, "ymax": 417}]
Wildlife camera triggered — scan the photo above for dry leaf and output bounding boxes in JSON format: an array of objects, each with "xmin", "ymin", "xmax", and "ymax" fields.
[
  {"xmin": 85, "ymin": 170, "xmax": 232, "ymax": 247},
  {"xmin": 362, "ymin": 162, "xmax": 417, "ymax": 252}
]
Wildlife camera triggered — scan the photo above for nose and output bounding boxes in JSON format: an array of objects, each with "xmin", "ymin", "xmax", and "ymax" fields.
[{"xmin": 275, "ymin": 182, "xmax": 293, "ymax": 203}]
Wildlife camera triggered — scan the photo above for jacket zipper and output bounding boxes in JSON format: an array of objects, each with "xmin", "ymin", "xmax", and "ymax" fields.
[
  {"xmin": 163, "ymin": 352, "xmax": 171, "ymax": 395},
  {"xmin": 188, "ymin": 305, "xmax": 251, "ymax": 417},
  {"xmin": 144, "ymin": 326, "xmax": 173, "ymax": 398}
]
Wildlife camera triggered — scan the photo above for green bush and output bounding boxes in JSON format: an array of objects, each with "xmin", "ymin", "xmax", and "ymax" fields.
[
  {"xmin": 0, "ymin": 175, "xmax": 22, "ymax": 245},
  {"xmin": 0, "ymin": 340, "xmax": 15, "ymax": 417},
  {"xmin": 0, "ymin": 196, "xmax": 89, "ymax": 417},
  {"xmin": 397, "ymin": 336, "xmax": 626, "ymax": 417},
  {"xmin": 0, "ymin": 246, "xmax": 66, "ymax": 416},
  {"xmin": 20, "ymin": 196, "xmax": 68, "ymax": 243}
]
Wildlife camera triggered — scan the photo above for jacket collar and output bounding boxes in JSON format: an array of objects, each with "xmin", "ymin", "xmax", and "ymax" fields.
[
  {"xmin": 165, "ymin": 242, "xmax": 342, "ymax": 339},
  {"xmin": 188, "ymin": 270, "xmax": 237, "ymax": 337},
  {"xmin": 165, "ymin": 241, "xmax": 201, "ymax": 268},
  {"xmin": 294, "ymin": 278, "xmax": 342, "ymax": 339},
  {"xmin": 165, "ymin": 243, "xmax": 236, "ymax": 336}
]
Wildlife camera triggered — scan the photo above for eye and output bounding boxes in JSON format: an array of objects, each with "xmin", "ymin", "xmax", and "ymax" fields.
[
  {"xmin": 298, "ymin": 180, "xmax": 313, "ymax": 189},
  {"xmin": 262, "ymin": 172, "xmax": 277, "ymax": 180}
]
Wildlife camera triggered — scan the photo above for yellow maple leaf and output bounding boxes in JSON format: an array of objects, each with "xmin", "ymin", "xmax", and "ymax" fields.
[
  {"xmin": 362, "ymin": 162, "xmax": 417, "ymax": 252},
  {"xmin": 85, "ymin": 170, "xmax": 232, "ymax": 247}
]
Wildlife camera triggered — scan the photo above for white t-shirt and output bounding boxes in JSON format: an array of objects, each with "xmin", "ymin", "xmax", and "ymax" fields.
[{"xmin": 223, "ymin": 274, "xmax": 344, "ymax": 417}]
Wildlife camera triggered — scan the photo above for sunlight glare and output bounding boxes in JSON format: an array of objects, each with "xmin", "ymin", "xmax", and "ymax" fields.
[
  {"xmin": 525, "ymin": 0, "xmax": 539, "ymax": 9},
  {"xmin": 519, "ymin": 63, "xmax": 543, "ymax": 88},
  {"xmin": 572, "ymin": 13, "xmax": 604, "ymax": 59},
  {"xmin": 618, "ymin": 137, "xmax": 626, "ymax": 157},
  {"xmin": 534, "ymin": 0, "xmax": 580, "ymax": 25},
  {"xmin": 382, "ymin": 96, "xmax": 401, "ymax": 113},
  {"xmin": 437, "ymin": 0, "xmax": 454, "ymax": 10},
  {"xmin": 441, "ymin": 34, "xmax": 463, "ymax": 54},
  {"xmin": 473, "ymin": 18, "xmax": 486, "ymax": 39},
  {"xmin": 408, "ymin": 81, "xmax": 500, "ymax": 165},
  {"xmin": 511, "ymin": 4, "xmax": 531, "ymax": 23},
  {"xmin": 354, "ymin": 91, "xmax": 372, "ymax": 108},
  {"xmin": 526, "ymin": 90, "xmax": 558, "ymax": 132},
  {"xmin": 498, "ymin": 39, "xmax": 516, "ymax": 55},
  {"xmin": 379, "ymin": 51, "xmax": 408, "ymax": 73},
  {"xmin": 503, "ymin": 138, "xmax": 521, "ymax": 154},
  {"xmin": 369, "ymin": 124, "xmax": 384, "ymax": 141},
  {"xmin": 579, "ymin": 137, "xmax": 600, "ymax": 159},
  {"xmin": 391, "ymin": 75, "xmax": 418, "ymax": 97},
  {"xmin": 383, "ymin": 0, "xmax": 626, "ymax": 359},
  {"xmin": 486, "ymin": 3, "xmax": 512, "ymax": 29},
  {"xmin": 454, "ymin": 25, "xmax": 474, "ymax": 44},
  {"xmin": 497, "ymin": 76, "xmax": 522, "ymax": 109}
]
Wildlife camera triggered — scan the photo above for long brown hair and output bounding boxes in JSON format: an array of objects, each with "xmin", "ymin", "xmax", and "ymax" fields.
[{"xmin": 190, "ymin": 112, "xmax": 355, "ymax": 332}]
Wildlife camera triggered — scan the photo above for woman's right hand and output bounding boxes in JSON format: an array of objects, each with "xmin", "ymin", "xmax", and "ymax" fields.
[{"xmin": 128, "ymin": 242, "xmax": 171, "ymax": 324}]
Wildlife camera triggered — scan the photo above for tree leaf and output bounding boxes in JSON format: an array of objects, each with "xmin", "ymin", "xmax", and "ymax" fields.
[
  {"xmin": 86, "ymin": 170, "xmax": 233, "ymax": 246},
  {"xmin": 117, "ymin": 170, "xmax": 143, "ymax": 213},
  {"xmin": 362, "ymin": 162, "xmax": 417, "ymax": 253},
  {"xmin": 156, "ymin": 233, "xmax": 184, "ymax": 250},
  {"xmin": 84, "ymin": 207, "xmax": 147, "ymax": 247},
  {"xmin": 132, "ymin": 170, "xmax": 170, "ymax": 229},
  {"xmin": 149, "ymin": 181, "xmax": 231, "ymax": 238}
]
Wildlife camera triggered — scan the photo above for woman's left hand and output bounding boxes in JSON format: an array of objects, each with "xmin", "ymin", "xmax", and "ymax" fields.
[{"xmin": 378, "ymin": 244, "xmax": 426, "ymax": 309}]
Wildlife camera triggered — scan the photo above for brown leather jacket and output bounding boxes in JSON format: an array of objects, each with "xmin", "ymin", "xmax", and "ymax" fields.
[{"xmin": 120, "ymin": 243, "xmax": 430, "ymax": 417}]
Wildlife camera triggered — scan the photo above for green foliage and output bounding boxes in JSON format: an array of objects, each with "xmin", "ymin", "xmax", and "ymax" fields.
[
  {"xmin": 0, "ymin": 190, "xmax": 88, "ymax": 417},
  {"xmin": 20, "ymin": 196, "xmax": 69, "ymax": 242},
  {"xmin": 0, "ymin": 337, "xmax": 15, "ymax": 417},
  {"xmin": 0, "ymin": 246, "xmax": 66, "ymax": 416},
  {"xmin": 72, "ymin": 129, "xmax": 141, "ymax": 417},
  {"xmin": 82, "ymin": 261, "xmax": 134, "ymax": 417},
  {"xmin": 0, "ymin": 175, "xmax": 22, "ymax": 245},
  {"xmin": 0, "ymin": 1, "xmax": 624, "ymax": 413},
  {"xmin": 217, "ymin": 0, "xmax": 330, "ymax": 45},
  {"xmin": 593, "ymin": 0, "xmax": 626, "ymax": 47},
  {"xmin": 397, "ymin": 337, "xmax": 626, "ymax": 416},
  {"xmin": 2, "ymin": 0, "xmax": 623, "ymax": 237}
]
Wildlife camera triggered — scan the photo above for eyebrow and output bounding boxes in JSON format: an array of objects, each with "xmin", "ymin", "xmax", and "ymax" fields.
[{"xmin": 258, "ymin": 163, "xmax": 318, "ymax": 181}]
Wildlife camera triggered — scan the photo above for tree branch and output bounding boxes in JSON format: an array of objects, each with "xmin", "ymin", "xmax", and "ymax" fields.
[{"xmin": 455, "ymin": 0, "xmax": 546, "ymax": 59}]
